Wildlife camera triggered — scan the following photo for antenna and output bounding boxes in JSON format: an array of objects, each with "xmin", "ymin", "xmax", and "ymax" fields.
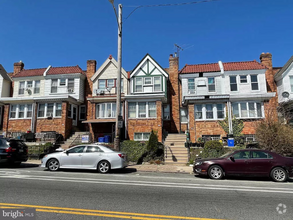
[{"xmin": 174, "ymin": 44, "xmax": 183, "ymax": 57}]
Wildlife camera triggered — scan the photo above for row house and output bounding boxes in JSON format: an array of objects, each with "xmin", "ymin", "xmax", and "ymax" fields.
[
  {"xmin": 0, "ymin": 64, "xmax": 12, "ymax": 129},
  {"xmin": 178, "ymin": 53, "xmax": 277, "ymax": 143},
  {"xmin": 84, "ymin": 54, "xmax": 169, "ymax": 142},
  {"xmin": 275, "ymin": 55, "xmax": 293, "ymax": 125},
  {"xmin": 1, "ymin": 61, "xmax": 86, "ymax": 139}
]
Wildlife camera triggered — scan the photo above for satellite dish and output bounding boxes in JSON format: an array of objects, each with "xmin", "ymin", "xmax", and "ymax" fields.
[{"xmin": 282, "ymin": 91, "xmax": 289, "ymax": 98}]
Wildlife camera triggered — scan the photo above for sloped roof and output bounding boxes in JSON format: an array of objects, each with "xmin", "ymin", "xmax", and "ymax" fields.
[
  {"xmin": 274, "ymin": 56, "xmax": 293, "ymax": 79},
  {"xmin": 12, "ymin": 65, "xmax": 83, "ymax": 78},
  {"xmin": 0, "ymin": 64, "xmax": 12, "ymax": 81},
  {"xmin": 180, "ymin": 60, "xmax": 267, "ymax": 74}
]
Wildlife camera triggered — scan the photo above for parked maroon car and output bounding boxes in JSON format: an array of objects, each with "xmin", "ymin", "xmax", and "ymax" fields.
[{"xmin": 193, "ymin": 149, "xmax": 293, "ymax": 182}]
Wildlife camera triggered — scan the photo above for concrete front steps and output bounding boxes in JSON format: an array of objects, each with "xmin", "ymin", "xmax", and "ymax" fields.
[
  {"xmin": 61, "ymin": 132, "xmax": 90, "ymax": 149},
  {"xmin": 164, "ymin": 133, "xmax": 188, "ymax": 165}
]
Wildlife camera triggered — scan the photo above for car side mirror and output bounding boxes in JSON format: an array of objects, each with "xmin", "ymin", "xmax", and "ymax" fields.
[
  {"xmin": 65, "ymin": 151, "xmax": 69, "ymax": 155},
  {"xmin": 230, "ymin": 156, "xmax": 235, "ymax": 162}
]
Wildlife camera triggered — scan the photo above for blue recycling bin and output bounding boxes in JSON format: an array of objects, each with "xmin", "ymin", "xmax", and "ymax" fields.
[
  {"xmin": 104, "ymin": 135, "xmax": 111, "ymax": 143},
  {"xmin": 228, "ymin": 138, "xmax": 235, "ymax": 147},
  {"xmin": 98, "ymin": 137, "xmax": 105, "ymax": 143}
]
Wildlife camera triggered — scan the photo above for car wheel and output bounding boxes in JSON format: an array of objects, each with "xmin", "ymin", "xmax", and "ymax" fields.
[
  {"xmin": 270, "ymin": 167, "xmax": 288, "ymax": 182},
  {"xmin": 98, "ymin": 161, "xmax": 111, "ymax": 174},
  {"xmin": 208, "ymin": 165, "xmax": 224, "ymax": 180},
  {"xmin": 47, "ymin": 159, "xmax": 59, "ymax": 171}
]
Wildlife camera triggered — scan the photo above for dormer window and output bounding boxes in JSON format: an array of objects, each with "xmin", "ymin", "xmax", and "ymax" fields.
[{"xmin": 134, "ymin": 76, "xmax": 162, "ymax": 93}]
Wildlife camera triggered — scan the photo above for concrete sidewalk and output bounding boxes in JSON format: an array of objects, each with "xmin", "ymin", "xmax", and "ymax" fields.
[{"xmin": 24, "ymin": 160, "xmax": 194, "ymax": 174}]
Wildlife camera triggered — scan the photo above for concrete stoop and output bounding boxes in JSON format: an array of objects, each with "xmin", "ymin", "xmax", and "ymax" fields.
[
  {"xmin": 61, "ymin": 132, "xmax": 89, "ymax": 149},
  {"xmin": 164, "ymin": 134, "xmax": 188, "ymax": 165}
]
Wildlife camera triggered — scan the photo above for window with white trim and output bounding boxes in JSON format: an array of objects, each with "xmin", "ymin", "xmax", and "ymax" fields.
[
  {"xmin": 251, "ymin": 75, "xmax": 259, "ymax": 90},
  {"xmin": 208, "ymin": 77, "xmax": 215, "ymax": 92},
  {"xmin": 128, "ymin": 102, "xmax": 157, "ymax": 118},
  {"xmin": 96, "ymin": 103, "xmax": 121, "ymax": 119},
  {"xmin": 230, "ymin": 76, "xmax": 237, "ymax": 91},
  {"xmin": 188, "ymin": 79, "xmax": 195, "ymax": 94},
  {"xmin": 68, "ymin": 79, "xmax": 74, "ymax": 93},
  {"xmin": 34, "ymin": 80, "xmax": 40, "ymax": 94},
  {"xmin": 51, "ymin": 79, "xmax": 58, "ymax": 93},
  {"xmin": 232, "ymin": 102, "xmax": 263, "ymax": 118},
  {"xmin": 9, "ymin": 104, "xmax": 33, "ymax": 119},
  {"xmin": 163, "ymin": 105, "xmax": 170, "ymax": 120},
  {"xmin": 134, "ymin": 133, "xmax": 150, "ymax": 141},
  {"xmin": 134, "ymin": 76, "xmax": 162, "ymax": 93},
  {"xmin": 59, "ymin": 79, "xmax": 66, "ymax": 86},
  {"xmin": 37, "ymin": 103, "xmax": 62, "ymax": 118},
  {"xmin": 180, "ymin": 108, "xmax": 188, "ymax": 123},
  {"xmin": 19, "ymin": 81, "xmax": 25, "ymax": 95},
  {"xmin": 244, "ymin": 134, "xmax": 256, "ymax": 143},
  {"xmin": 240, "ymin": 75, "xmax": 247, "ymax": 83},
  {"xmin": 79, "ymin": 105, "xmax": 86, "ymax": 120},
  {"xmin": 194, "ymin": 104, "xmax": 203, "ymax": 119},
  {"xmin": 194, "ymin": 104, "xmax": 225, "ymax": 120}
]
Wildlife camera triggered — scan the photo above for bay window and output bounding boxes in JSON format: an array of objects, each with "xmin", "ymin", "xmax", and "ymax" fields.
[
  {"xmin": 38, "ymin": 103, "xmax": 62, "ymax": 118},
  {"xmin": 10, "ymin": 104, "xmax": 33, "ymax": 119},
  {"xmin": 232, "ymin": 102, "xmax": 263, "ymax": 118},
  {"xmin": 128, "ymin": 102, "xmax": 157, "ymax": 118},
  {"xmin": 154, "ymin": 77, "xmax": 161, "ymax": 91},
  {"xmin": 194, "ymin": 104, "xmax": 225, "ymax": 120}
]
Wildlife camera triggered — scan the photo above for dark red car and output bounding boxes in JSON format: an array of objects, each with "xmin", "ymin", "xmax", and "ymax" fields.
[{"xmin": 193, "ymin": 149, "xmax": 293, "ymax": 182}]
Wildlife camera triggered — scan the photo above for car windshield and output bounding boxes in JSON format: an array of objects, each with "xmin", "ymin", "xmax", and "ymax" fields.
[{"xmin": 219, "ymin": 151, "xmax": 233, "ymax": 158}]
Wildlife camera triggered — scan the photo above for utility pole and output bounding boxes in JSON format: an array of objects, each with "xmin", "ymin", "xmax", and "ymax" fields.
[{"xmin": 109, "ymin": 0, "xmax": 122, "ymax": 150}]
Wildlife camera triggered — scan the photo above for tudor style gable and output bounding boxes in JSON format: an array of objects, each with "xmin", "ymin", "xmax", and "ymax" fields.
[{"xmin": 129, "ymin": 54, "xmax": 168, "ymax": 96}]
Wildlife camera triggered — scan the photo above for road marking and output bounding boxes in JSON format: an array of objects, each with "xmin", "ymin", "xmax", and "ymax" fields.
[
  {"xmin": 0, "ymin": 174, "xmax": 293, "ymax": 194},
  {"xmin": 0, "ymin": 203, "xmax": 225, "ymax": 220}
]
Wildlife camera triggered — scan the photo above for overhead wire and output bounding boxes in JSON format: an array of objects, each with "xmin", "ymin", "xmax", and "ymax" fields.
[{"xmin": 124, "ymin": 0, "xmax": 219, "ymax": 20}]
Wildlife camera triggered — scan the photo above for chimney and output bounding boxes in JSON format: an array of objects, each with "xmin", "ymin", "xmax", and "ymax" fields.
[
  {"xmin": 13, "ymin": 61, "xmax": 24, "ymax": 75},
  {"xmin": 260, "ymin": 52, "xmax": 272, "ymax": 68},
  {"xmin": 86, "ymin": 60, "xmax": 97, "ymax": 96},
  {"xmin": 168, "ymin": 53, "xmax": 180, "ymax": 133}
]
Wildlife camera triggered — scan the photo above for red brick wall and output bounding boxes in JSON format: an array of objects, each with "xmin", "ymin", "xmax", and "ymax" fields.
[
  {"xmin": 127, "ymin": 100, "xmax": 163, "ymax": 142},
  {"xmin": 195, "ymin": 121, "xmax": 226, "ymax": 141}
]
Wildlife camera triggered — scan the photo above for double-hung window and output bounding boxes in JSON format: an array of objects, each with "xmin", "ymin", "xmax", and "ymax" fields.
[
  {"xmin": 154, "ymin": 77, "xmax": 161, "ymax": 91},
  {"xmin": 38, "ymin": 103, "xmax": 62, "ymax": 118},
  {"xmin": 180, "ymin": 108, "xmax": 188, "ymax": 123},
  {"xmin": 135, "ymin": 76, "xmax": 162, "ymax": 93},
  {"xmin": 27, "ymin": 105, "xmax": 32, "ymax": 118},
  {"xmin": 51, "ymin": 79, "xmax": 58, "ymax": 93},
  {"xmin": 34, "ymin": 80, "xmax": 40, "ymax": 94},
  {"xmin": 148, "ymin": 102, "xmax": 156, "ymax": 117},
  {"xmin": 128, "ymin": 103, "xmax": 136, "ymax": 118},
  {"xmin": 46, "ymin": 103, "xmax": 54, "ymax": 117},
  {"xmin": 188, "ymin": 79, "xmax": 195, "ymax": 94},
  {"xmin": 232, "ymin": 102, "xmax": 263, "ymax": 118},
  {"xmin": 240, "ymin": 75, "xmax": 247, "ymax": 83},
  {"xmin": 59, "ymin": 79, "xmax": 66, "ymax": 86},
  {"xmin": 251, "ymin": 75, "xmax": 259, "ymax": 90},
  {"xmin": 206, "ymin": 104, "xmax": 214, "ymax": 119},
  {"xmin": 19, "ymin": 81, "xmax": 25, "ymax": 95},
  {"xmin": 18, "ymin": 105, "xmax": 25, "ymax": 118},
  {"xmin": 98, "ymin": 79, "xmax": 106, "ymax": 89},
  {"xmin": 55, "ymin": 103, "xmax": 62, "ymax": 117},
  {"xmin": 230, "ymin": 76, "xmax": 237, "ymax": 91},
  {"xmin": 135, "ymin": 78, "xmax": 143, "ymax": 92},
  {"xmin": 194, "ymin": 104, "xmax": 225, "ymax": 120},
  {"xmin": 217, "ymin": 104, "xmax": 224, "ymax": 119},
  {"xmin": 138, "ymin": 102, "xmax": 147, "ymax": 118},
  {"xmin": 208, "ymin": 77, "xmax": 215, "ymax": 92},
  {"xmin": 95, "ymin": 103, "xmax": 120, "ymax": 118},
  {"xmin": 68, "ymin": 79, "xmax": 74, "ymax": 93}
]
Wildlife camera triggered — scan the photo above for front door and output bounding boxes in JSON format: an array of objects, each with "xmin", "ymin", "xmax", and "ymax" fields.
[{"xmin": 72, "ymin": 105, "xmax": 77, "ymax": 126}]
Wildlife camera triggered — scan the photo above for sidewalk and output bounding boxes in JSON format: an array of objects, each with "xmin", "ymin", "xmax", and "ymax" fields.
[{"xmin": 24, "ymin": 160, "xmax": 194, "ymax": 174}]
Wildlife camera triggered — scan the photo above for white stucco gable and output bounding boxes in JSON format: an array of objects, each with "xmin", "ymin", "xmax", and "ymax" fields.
[{"xmin": 130, "ymin": 54, "xmax": 169, "ymax": 78}]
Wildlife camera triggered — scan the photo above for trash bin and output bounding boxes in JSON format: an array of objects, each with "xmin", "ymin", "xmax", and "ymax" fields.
[
  {"xmin": 98, "ymin": 137, "xmax": 105, "ymax": 143},
  {"xmin": 228, "ymin": 138, "xmax": 234, "ymax": 147},
  {"xmin": 104, "ymin": 135, "xmax": 111, "ymax": 143}
]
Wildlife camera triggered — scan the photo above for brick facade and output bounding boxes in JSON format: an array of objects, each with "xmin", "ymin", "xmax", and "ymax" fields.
[{"xmin": 127, "ymin": 100, "xmax": 163, "ymax": 142}]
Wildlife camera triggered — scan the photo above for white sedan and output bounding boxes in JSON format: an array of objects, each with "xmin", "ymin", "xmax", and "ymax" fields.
[{"xmin": 41, "ymin": 144, "xmax": 127, "ymax": 173}]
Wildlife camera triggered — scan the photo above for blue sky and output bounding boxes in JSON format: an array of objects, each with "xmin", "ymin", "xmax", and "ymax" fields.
[{"xmin": 0, "ymin": 0, "xmax": 292, "ymax": 73}]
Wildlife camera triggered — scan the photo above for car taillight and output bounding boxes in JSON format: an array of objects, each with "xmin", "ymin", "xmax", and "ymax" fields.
[
  {"xmin": 118, "ymin": 154, "xmax": 125, "ymax": 159},
  {"xmin": 5, "ymin": 147, "xmax": 15, "ymax": 153}
]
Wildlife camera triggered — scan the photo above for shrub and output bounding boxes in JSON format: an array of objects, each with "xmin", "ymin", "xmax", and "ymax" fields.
[
  {"xmin": 201, "ymin": 140, "xmax": 224, "ymax": 158},
  {"xmin": 121, "ymin": 140, "xmax": 147, "ymax": 163}
]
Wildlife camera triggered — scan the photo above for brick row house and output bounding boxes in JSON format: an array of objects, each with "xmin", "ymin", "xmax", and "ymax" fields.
[
  {"xmin": 0, "ymin": 64, "xmax": 12, "ymax": 129},
  {"xmin": 1, "ymin": 62, "xmax": 86, "ymax": 140}
]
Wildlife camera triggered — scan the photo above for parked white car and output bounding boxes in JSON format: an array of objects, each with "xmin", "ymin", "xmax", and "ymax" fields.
[{"xmin": 41, "ymin": 144, "xmax": 127, "ymax": 173}]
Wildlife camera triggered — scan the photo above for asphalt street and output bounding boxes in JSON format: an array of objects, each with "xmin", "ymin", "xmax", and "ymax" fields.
[{"xmin": 0, "ymin": 164, "xmax": 292, "ymax": 220}]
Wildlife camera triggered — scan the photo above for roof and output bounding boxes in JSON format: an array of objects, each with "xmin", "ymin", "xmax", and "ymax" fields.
[
  {"xmin": 12, "ymin": 65, "xmax": 83, "ymax": 78},
  {"xmin": 180, "ymin": 60, "xmax": 267, "ymax": 74},
  {"xmin": 274, "ymin": 56, "xmax": 293, "ymax": 79},
  {"xmin": 0, "ymin": 64, "xmax": 12, "ymax": 81}
]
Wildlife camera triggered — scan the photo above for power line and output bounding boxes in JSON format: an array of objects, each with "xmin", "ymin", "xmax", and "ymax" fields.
[{"xmin": 125, "ymin": 0, "xmax": 219, "ymax": 20}]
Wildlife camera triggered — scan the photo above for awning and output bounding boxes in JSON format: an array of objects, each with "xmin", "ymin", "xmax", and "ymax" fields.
[{"xmin": 82, "ymin": 119, "xmax": 116, "ymax": 123}]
